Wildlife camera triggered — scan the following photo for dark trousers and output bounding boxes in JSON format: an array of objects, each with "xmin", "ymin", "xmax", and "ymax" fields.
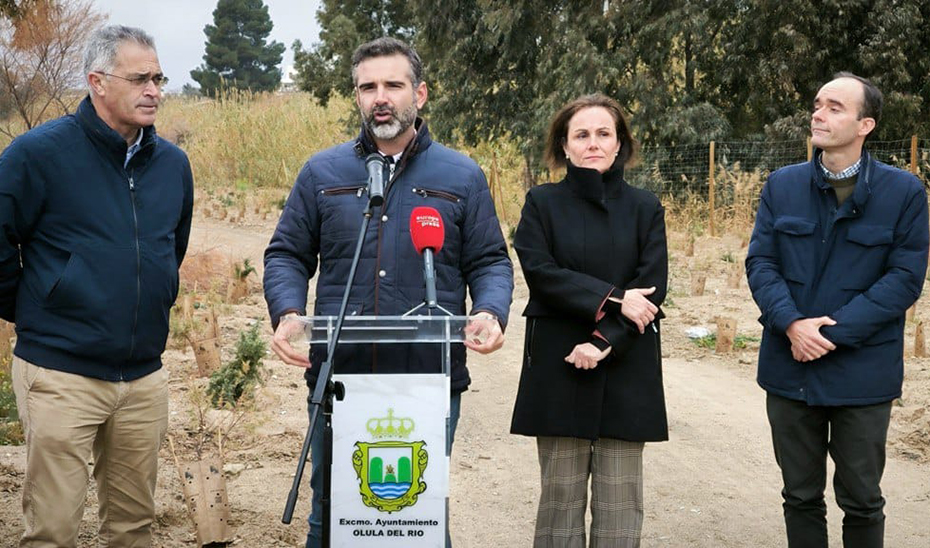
[{"xmin": 766, "ymin": 393, "xmax": 892, "ymax": 548}]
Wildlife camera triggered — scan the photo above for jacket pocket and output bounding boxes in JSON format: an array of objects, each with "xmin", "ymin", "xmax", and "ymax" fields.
[
  {"xmin": 401, "ymin": 186, "xmax": 466, "ymax": 267},
  {"xmin": 320, "ymin": 185, "xmax": 366, "ymax": 197},
  {"xmin": 652, "ymin": 323, "xmax": 662, "ymax": 367},
  {"xmin": 45, "ymin": 251, "xmax": 113, "ymax": 314},
  {"xmin": 524, "ymin": 317, "xmax": 537, "ymax": 367},
  {"xmin": 774, "ymin": 216, "xmax": 816, "ymax": 236},
  {"xmin": 318, "ymin": 183, "xmax": 368, "ymax": 245},
  {"xmin": 846, "ymin": 225, "xmax": 893, "ymax": 247},
  {"xmin": 411, "ymin": 187, "xmax": 461, "ymax": 203},
  {"xmin": 841, "ymin": 225, "xmax": 893, "ymax": 290},
  {"xmin": 773, "ymin": 216, "xmax": 817, "ymax": 283},
  {"xmin": 46, "ymin": 252, "xmax": 76, "ymax": 303}
]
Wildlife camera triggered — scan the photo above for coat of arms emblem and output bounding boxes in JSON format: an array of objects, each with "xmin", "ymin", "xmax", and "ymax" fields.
[{"xmin": 352, "ymin": 408, "xmax": 428, "ymax": 513}]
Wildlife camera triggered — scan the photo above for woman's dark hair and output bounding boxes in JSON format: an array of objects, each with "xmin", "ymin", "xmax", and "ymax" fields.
[{"xmin": 544, "ymin": 94, "xmax": 638, "ymax": 171}]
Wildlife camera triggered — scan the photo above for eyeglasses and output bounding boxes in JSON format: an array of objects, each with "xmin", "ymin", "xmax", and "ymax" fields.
[{"xmin": 98, "ymin": 72, "xmax": 169, "ymax": 89}]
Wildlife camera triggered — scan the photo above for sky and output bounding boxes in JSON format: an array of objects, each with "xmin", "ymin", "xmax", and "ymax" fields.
[{"xmin": 91, "ymin": 0, "xmax": 323, "ymax": 91}]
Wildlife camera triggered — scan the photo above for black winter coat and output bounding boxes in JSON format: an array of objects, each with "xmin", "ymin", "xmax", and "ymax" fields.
[{"xmin": 510, "ymin": 163, "xmax": 669, "ymax": 442}]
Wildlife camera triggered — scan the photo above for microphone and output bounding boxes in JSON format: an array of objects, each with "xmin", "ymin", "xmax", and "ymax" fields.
[
  {"xmin": 365, "ymin": 153, "xmax": 386, "ymax": 207},
  {"xmin": 409, "ymin": 207, "xmax": 445, "ymax": 308}
]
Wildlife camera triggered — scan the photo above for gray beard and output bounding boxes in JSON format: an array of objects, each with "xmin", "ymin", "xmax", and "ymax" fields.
[{"xmin": 365, "ymin": 103, "xmax": 417, "ymax": 141}]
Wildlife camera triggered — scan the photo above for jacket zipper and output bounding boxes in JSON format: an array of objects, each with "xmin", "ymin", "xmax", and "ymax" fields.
[
  {"xmin": 320, "ymin": 185, "xmax": 365, "ymax": 197},
  {"xmin": 411, "ymin": 187, "xmax": 460, "ymax": 203},
  {"xmin": 525, "ymin": 318, "xmax": 536, "ymax": 368},
  {"xmin": 652, "ymin": 323, "xmax": 660, "ymax": 365},
  {"xmin": 128, "ymin": 173, "xmax": 141, "ymax": 377}
]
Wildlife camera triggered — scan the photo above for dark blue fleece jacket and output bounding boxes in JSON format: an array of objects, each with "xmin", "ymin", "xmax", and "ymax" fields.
[{"xmin": 0, "ymin": 96, "xmax": 194, "ymax": 381}]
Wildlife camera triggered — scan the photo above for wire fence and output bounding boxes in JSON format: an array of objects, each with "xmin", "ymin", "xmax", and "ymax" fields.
[
  {"xmin": 618, "ymin": 137, "xmax": 929, "ymax": 235},
  {"xmin": 628, "ymin": 138, "xmax": 929, "ymax": 198}
]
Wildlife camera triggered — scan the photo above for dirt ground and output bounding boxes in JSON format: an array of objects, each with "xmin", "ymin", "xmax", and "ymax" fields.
[{"xmin": 2, "ymin": 212, "xmax": 930, "ymax": 548}]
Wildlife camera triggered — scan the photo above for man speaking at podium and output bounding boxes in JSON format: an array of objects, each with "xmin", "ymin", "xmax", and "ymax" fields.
[{"xmin": 263, "ymin": 37, "xmax": 513, "ymax": 548}]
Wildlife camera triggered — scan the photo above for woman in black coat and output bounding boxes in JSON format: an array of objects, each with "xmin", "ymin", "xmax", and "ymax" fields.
[{"xmin": 511, "ymin": 94, "xmax": 668, "ymax": 548}]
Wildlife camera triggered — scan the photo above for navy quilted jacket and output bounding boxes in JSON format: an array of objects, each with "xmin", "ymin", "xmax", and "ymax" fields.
[{"xmin": 263, "ymin": 121, "xmax": 513, "ymax": 392}]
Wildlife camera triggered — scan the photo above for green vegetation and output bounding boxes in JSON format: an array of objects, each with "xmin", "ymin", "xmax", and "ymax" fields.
[
  {"xmin": 206, "ymin": 323, "xmax": 267, "ymax": 408},
  {"xmin": 157, "ymin": 91, "xmax": 351, "ymax": 196},
  {"xmin": 234, "ymin": 258, "xmax": 255, "ymax": 281},
  {"xmin": 293, "ymin": 0, "xmax": 413, "ymax": 108},
  {"xmin": 0, "ymin": 361, "xmax": 23, "ymax": 445},
  {"xmin": 297, "ymin": 0, "xmax": 930, "ymax": 184},
  {"xmin": 692, "ymin": 334, "xmax": 760, "ymax": 350},
  {"xmin": 190, "ymin": 0, "xmax": 285, "ymax": 96}
]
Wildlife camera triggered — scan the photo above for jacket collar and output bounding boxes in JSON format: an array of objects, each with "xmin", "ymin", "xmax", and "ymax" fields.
[
  {"xmin": 565, "ymin": 161, "xmax": 626, "ymax": 208},
  {"xmin": 76, "ymin": 95, "xmax": 157, "ymax": 166},
  {"xmin": 811, "ymin": 147, "xmax": 873, "ymax": 211}
]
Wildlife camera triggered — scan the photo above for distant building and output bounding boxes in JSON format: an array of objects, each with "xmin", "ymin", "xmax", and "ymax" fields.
[{"xmin": 279, "ymin": 65, "xmax": 298, "ymax": 93}]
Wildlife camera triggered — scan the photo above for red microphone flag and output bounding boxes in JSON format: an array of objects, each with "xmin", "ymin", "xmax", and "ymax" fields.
[{"xmin": 409, "ymin": 206, "xmax": 445, "ymax": 254}]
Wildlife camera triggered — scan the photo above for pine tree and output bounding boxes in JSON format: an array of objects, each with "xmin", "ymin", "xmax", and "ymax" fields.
[
  {"xmin": 292, "ymin": 0, "xmax": 413, "ymax": 107},
  {"xmin": 190, "ymin": 0, "xmax": 285, "ymax": 96}
]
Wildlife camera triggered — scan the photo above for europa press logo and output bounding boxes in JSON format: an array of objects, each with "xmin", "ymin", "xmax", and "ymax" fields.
[{"xmin": 352, "ymin": 409, "xmax": 429, "ymax": 513}]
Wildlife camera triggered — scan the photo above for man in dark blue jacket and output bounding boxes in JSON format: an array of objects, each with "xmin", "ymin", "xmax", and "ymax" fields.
[
  {"xmin": 746, "ymin": 73, "xmax": 928, "ymax": 548},
  {"xmin": 263, "ymin": 37, "xmax": 513, "ymax": 548},
  {"xmin": 0, "ymin": 26, "xmax": 193, "ymax": 546}
]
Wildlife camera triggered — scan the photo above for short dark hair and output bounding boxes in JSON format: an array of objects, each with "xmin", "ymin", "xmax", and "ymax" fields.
[
  {"xmin": 351, "ymin": 37, "xmax": 423, "ymax": 88},
  {"xmin": 544, "ymin": 94, "xmax": 638, "ymax": 171},
  {"xmin": 832, "ymin": 71, "xmax": 883, "ymax": 125}
]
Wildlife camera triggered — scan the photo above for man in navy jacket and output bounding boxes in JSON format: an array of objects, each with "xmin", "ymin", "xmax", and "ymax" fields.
[
  {"xmin": 263, "ymin": 37, "xmax": 513, "ymax": 548},
  {"xmin": 746, "ymin": 73, "xmax": 928, "ymax": 548},
  {"xmin": 0, "ymin": 26, "xmax": 193, "ymax": 546}
]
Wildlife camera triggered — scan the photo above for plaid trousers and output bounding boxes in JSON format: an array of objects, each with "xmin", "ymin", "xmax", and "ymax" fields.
[{"xmin": 534, "ymin": 436, "xmax": 645, "ymax": 548}]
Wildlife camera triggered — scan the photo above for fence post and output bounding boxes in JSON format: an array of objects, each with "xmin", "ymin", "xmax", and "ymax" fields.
[
  {"xmin": 489, "ymin": 151, "xmax": 497, "ymax": 202},
  {"xmin": 911, "ymin": 135, "xmax": 918, "ymax": 175},
  {"xmin": 709, "ymin": 140, "xmax": 716, "ymax": 237},
  {"xmin": 491, "ymin": 151, "xmax": 507, "ymax": 226},
  {"xmin": 807, "ymin": 137, "xmax": 812, "ymax": 162}
]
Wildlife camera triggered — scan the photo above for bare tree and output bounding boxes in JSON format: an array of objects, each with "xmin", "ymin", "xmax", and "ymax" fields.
[{"xmin": 0, "ymin": 0, "xmax": 104, "ymax": 137}]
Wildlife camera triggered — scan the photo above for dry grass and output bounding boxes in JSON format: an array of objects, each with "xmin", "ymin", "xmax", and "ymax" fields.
[
  {"xmin": 157, "ymin": 91, "xmax": 353, "ymax": 213},
  {"xmin": 2, "ymin": 90, "xmax": 814, "ymax": 244},
  {"xmin": 665, "ymin": 163, "xmax": 765, "ymax": 239},
  {"xmin": 459, "ymin": 138, "xmax": 528, "ymax": 231}
]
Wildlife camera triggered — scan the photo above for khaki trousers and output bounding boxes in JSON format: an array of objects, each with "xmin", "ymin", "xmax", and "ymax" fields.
[
  {"xmin": 534, "ymin": 436, "xmax": 645, "ymax": 548},
  {"xmin": 12, "ymin": 355, "xmax": 169, "ymax": 547}
]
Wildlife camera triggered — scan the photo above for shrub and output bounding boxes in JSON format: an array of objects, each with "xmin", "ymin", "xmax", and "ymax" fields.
[
  {"xmin": 206, "ymin": 323, "xmax": 267, "ymax": 408},
  {"xmin": 0, "ymin": 365, "xmax": 24, "ymax": 445},
  {"xmin": 691, "ymin": 333, "xmax": 760, "ymax": 350}
]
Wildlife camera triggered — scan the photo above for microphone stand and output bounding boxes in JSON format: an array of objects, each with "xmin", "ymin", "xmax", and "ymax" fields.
[{"xmin": 281, "ymin": 193, "xmax": 379, "ymax": 548}]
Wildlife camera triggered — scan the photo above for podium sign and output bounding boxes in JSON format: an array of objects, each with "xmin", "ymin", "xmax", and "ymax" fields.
[{"xmin": 330, "ymin": 373, "xmax": 449, "ymax": 547}]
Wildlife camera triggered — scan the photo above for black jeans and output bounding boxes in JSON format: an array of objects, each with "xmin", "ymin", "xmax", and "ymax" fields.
[{"xmin": 766, "ymin": 393, "xmax": 892, "ymax": 548}]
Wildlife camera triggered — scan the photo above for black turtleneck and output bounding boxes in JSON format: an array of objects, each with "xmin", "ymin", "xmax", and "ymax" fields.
[{"xmin": 564, "ymin": 161, "xmax": 626, "ymax": 208}]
